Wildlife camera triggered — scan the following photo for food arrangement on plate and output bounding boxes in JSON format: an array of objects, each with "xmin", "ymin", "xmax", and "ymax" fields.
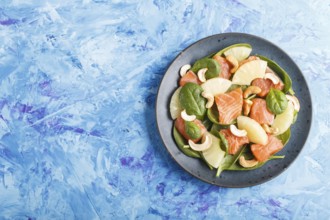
[{"xmin": 169, "ymin": 43, "xmax": 300, "ymax": 177}]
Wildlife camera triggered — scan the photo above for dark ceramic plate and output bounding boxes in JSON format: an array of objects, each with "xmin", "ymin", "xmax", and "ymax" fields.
[{"xmin": 156, "ymin": 33, "xmax": 312, "ymax": 187}]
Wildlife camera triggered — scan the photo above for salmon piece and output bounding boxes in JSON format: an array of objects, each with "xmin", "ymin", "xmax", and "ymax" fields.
[
  {"xmin": 251, "ymin": 78, "xmax": 284, "ymax": 97},
  {"xmin": 174, "ymin": 115, "xmax": 206, "ymax": 143},
  {"xmin": 179, "ymin": 70, "xmax": 201, "ymax": 87},
  {"xmin": 251, "ymin": 135, "xmax": 284, "ymax": 162},
  {"xmin": 251, "ymin": 78, "xmax": 273, "ymax": 97},
  {"xmin": 214, "ymin": 88, "xmax": 243, "ymax": 124},
  {"xmin": 249, "ymin": 98, "xmax": 274, "ymax": 125},
  {"xmin": 212, "ymin": 54, "xmax": 232, "ymax": 79},
  {"xmin": 220, "ymin": 129, "xmax": 249, "ymax": 155}
]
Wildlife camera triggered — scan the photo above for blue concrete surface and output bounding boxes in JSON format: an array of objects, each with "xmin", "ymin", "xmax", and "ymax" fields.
[{"xmin": 0, "ymin": 0, "xmax": 328, "ymax": 219}]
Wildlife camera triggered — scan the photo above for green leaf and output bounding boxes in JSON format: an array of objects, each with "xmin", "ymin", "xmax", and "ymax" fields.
[
  {"xmin": 215, "ymin": 146, "xmax": 284, "ymax": 173},
  {"xmin": 292, "ymin": 110, "xmax": 298, "ymax": 124},
  {"xmin": 207, "ymin": 105, "xmax": 220, "ymax": 124},
  {"xmin": 209, "ymin": 124, "xmax": 229, "ymax": 153},
  {"xmin": 216, "ymin": 145, "xmax": 247, "ymax": 177},
  {"xmin": 202, "ymin": 117, "xmax": 213, "ymax": 130},
  {"xmin": 207, "ymin": 105, "xmax": 236, "ymax": 126},
  {"xmin": 184, "ymin": 121, "xmax": 202, "ymax": 140},
  {"xmin": 218, "ymin": 132, "xmax": 229, "ymax": 153},
  {"xmin": 276, "ymin": 128, "xmax": 291, "ymax": 146},
  {"xmin": 266, "ymin": 89, "xmax": 288, "ymax": 114},
  {"xmin": 288, "ymin": 88, "xmax": 295, "ymax": 95},
  {"xmin": 257, "ymin": 55, "xmax": 294, "ymax": 94},
  {"xmin": 210, "ymin": 124, "xmax": 221, "ymax": 138},
  {"xmin": 179, "ymin": 83, "xmax": 206, "ymax": 120},
  {"xmin": 191, "ymin": 58, "xmax": 221, "ymax": 79},
  {"xmin": 173, "ymin": 127, "xmax": 200, "ymax": 158}
]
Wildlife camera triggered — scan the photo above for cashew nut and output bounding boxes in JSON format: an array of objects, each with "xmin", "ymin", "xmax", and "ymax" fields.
[
  {"xmin": 264, "ymin": 72, "xmax": 280, "ymax": 84},
  {"xmin": 180, "ymin": 64, "xmax": 191, "ymax": 77},
  {"xmin": 197, "ymin": 68, "xmax": 208, "ymax": 82},
  {"xmin": 226, "ymin": 55, "xmax": 239, "ymax": 73},
  {"xmin": 286, "ymin": 95, "xmax": 300, "ymax": 112},
  {"xmin": 230, "ymin": 124, "xmax": 247, "ymax": 137},
  {"xmin": 243, "ymin": 99, "xmax": 253, "ymax": 116},
  {"xmin": 262, "ymin": 124, "xmax": 279, "ymax": 134},
  {"xmin": 188, "ymin": 133, "xmax": 212, "ymax": 151},
  {"xmin": 181, "ymin": 109, "xmax": 196, "ymax": 121},
  {"xmin": 202, "ymin": 92, "xmax": 214, "ymax": 108},
  {"xmin": 243, "ymin": 86, "xmax": 262, "ymax": 99},
  {"xmin": 239, "ymin": 156, "xmax": 258, "ymax": 168}
]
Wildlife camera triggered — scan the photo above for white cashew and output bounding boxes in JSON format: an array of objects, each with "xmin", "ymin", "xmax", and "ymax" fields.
[
  {"xmin": 226, "ymin": 55, "xmax": 239, "ymax": 73},
  {"xmin": 197, "ymin": 68, "xmax": 208, "ymax": 82},
  {"xmin": 262, "ymin": 124, "xmax": 279, "ymax": 134},
  {"xmin": 286, "ymin": 95, "xmax": 300, "ymax": 112},
  {"xmin": 202, "ymin": 92, "xmax": 214, "ymax": 108},
  {"xmin": 243, "ymin": 86, "xmax": 262, "ymax": 98},
  {"xmin": 181, "ymin": 109, "xmax": 196, "ymax": 121},
  {"xmin": 243, "ymin": 99, "xmax": 253, "ymax": 116},
  {"xmin": 239, "ymin": 156, "xmax": 258, "ymax": 168},
  {"xmin": 264, "ymin": 72, "xmax": 280, "ymax": 84},
  {"xmin": 230, "ymin": 124, "xmax": 247, "ymax": 137},
  {"xmin": 180, "ymin": 64, "xmax": 191, "ymax": 77},
  {"xmin": 188, "ymin": 133, "xmax": 212, "ymax": 151}
]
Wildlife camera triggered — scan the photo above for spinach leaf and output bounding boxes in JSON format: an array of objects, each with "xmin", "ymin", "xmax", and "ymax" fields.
[
  {"xmin": 215, "ymin": 145, "xmax": 284, "ymax": 174},
  {"xmin": 276, "ymin": 128, "xmax": 291, "ymax": 146},
  {"xmin": 179, "ymin": 83, "xmax": 206, "ymax": 120},
  {"xmin": 210, "ymin": 124, "xmax": 221, "ymax": 138},
  {"xmin": 218, "ymin": 132, "xmax": 229, "ymax": 153},
  {"xmin": 266, "ymin": 89, "xmax": 288, "ymax": 114},
  {"xmin": 202, "ymin": 117, "xmax": 213, "ymax": 131},
  {"xmin": 207, "ymin": 105, "xmax": 220, "ymax": 124},
  {"xmin": 214, "ymin": 138, "xmax": 286, "ymax": 176},
  {"xmin": 209, "ymin": 124, "xmax": 230, "ymax": 152},
  {"xmin": 173, "ymin": 127, "xmax": 200, "ymax": 158},
  {"xmin": 207, "ymin": 105, "xmax": 237, "ymax": 126},
  {"xmin": 191, "ymin": 58, "xmax": 221, "ymax": 79},
  {"xmin": 257, "ymin": 55, "xmax": 294, "ymax": 94},
  {"xmin": 292, "ymin": 110, "xmax": 298, "ymax": 124},
  {"xmin": 184, "ymin": 121, "xmax": 202, "ymax": 140},
  {"xmin": 216, "ymin": 145, "xmax": 247, "ymax": 177},
  {"xmin": 209, "ymin": 119, "xmax": 231, "ymax": 139}
]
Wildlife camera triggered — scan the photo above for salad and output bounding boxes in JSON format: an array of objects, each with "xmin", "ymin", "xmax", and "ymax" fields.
[{"xmin": 169, "ymin": 43, "xmax": 300, "ymax": 177}]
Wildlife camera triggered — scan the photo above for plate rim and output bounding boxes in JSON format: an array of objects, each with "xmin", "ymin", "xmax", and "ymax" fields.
[{"xmin": 155, "ymin": 32, "xmax": 313, "ymax": 188}]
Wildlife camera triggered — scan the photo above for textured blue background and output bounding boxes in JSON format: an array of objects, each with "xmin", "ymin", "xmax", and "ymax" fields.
[{"xmin": 0, "ymin": 0, "xmax": 328, "ymax": 219}]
